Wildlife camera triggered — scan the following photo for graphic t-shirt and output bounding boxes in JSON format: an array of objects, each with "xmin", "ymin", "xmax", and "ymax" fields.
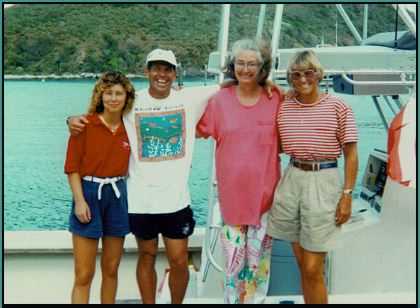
[{"xmin": 124, "ymin": 85, "xmax": 218, "ymax": 214}]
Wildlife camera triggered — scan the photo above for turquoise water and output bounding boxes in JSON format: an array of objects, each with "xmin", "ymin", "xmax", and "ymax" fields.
[{"xmin": 4, "ymin": 79, "xmax": 395, "ymax": 231}]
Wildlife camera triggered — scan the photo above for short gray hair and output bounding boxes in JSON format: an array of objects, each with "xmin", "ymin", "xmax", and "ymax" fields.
[
  {"xmin": 226, "ymin": 38, "xmax": 272, "ymax": 86},
  {"xmin": 231, "ymin": 39, "xmax": 263, "ymax": 63}
]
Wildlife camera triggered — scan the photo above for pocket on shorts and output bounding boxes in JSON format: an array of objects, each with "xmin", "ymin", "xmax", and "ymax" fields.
[
  {"xmin": 175, "ymin": 207, "xmax": 196, "ymax": 237},
  {"xmin": 317, "ymin": 170, "xmax": 342, "ymax": 213}
]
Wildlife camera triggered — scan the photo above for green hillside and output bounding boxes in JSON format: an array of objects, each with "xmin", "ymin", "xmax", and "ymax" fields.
[{"xmin": 4, "ymin": 3, "xmax": 406, "ymax": 76}]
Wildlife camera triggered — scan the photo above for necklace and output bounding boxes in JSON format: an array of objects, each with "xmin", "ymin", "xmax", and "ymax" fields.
[{"xmin": 99, "ymin": 114, "xmax": 120, "ymax": 133}]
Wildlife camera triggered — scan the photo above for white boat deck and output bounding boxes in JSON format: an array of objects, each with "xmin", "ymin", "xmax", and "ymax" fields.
[
  {"xmin": 184, "ymin": 293, "xmax": 416, "ymax": 304},
  {"xmin": 113, "ymin": 293, "xmax": 416, "ymax": 305}
]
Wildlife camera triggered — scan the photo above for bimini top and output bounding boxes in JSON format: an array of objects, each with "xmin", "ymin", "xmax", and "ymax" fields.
[{"xmin": 362, "ymin": 31, "xmax": 416, "ymax": 50}]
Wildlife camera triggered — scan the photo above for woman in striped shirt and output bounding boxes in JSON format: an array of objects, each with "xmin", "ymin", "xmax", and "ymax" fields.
[{"xmin": 267, "ymin": 50, "xmax": 359, "ymax": 304}]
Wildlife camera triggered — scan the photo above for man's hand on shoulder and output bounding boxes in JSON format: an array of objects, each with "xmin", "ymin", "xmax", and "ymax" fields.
[{"xmin": 67, "ymin": 115, "xmax": 89, "ymax": 136}]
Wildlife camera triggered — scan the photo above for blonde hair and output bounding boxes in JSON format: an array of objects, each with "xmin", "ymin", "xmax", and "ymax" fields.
[
  {"xmin": 88, "ymin": 71, "xmax": 135, "ymax": 115},
  {"xmin": 287, "ymin": 50, "xmax": 324, "ymax": 85}
]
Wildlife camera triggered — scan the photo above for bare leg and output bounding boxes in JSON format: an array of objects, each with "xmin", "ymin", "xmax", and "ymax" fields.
[
  {"xmin": 100, "ymin": 236, "xmax": 125, "ymax": 304},
  {"xmin": 302, "ymin": 250, "xmax": 328, "ymax": 304},
  {"xmin": 136, "ymin": 238, "xmax": 158, "ymax": 304},
  {"xmin": 71, "ymin": 234, "xmax": 98, "ymax": 304},
  {"xmin": 163, "ymin": 237, "xmax": 189, "ymax": 304},
  {"xmin": 297, "ymin": 246, "xmax": 328, "ymax": 304},
  {"xmin": 291, "ymin": 242, "xmax": 308, "ymax": 303}
]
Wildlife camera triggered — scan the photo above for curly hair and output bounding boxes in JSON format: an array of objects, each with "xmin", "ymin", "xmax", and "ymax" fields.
[
  {"xmin": 225, "ymin": 39, "xmax": 272, "ymax": 86},
  {"xmin": 88, "ymin": 71, "xmax": 135, "ymax": 115}
]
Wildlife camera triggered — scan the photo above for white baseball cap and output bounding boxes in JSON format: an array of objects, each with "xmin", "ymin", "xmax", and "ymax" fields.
[{"xmin": 145, "ymin": 49, "xmax": 177, "ymax": 67}]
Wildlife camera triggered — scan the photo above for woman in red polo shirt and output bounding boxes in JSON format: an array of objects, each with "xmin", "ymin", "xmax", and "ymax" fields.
[{"xmin": 64, "ymin": 72, "xmax": 135, "ymax": 304}]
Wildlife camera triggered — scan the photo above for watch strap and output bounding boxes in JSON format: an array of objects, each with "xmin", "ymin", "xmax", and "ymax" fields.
[{"xmin": 343, "ymin": 189, "xmax": 353, "ymax": 195}]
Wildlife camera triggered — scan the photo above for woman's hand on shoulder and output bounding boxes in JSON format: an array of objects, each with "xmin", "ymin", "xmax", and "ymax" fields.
[{"xmin": 263, "ymin": 80, "xmax": 286, "ymax": 99}]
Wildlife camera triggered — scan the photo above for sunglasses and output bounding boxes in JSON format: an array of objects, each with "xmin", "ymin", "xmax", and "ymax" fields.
[{"xmin": 289, "ymin": 69, "xmax": 317, "ymax": 81}]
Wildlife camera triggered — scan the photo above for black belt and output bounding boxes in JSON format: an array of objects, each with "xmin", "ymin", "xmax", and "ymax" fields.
[{"xmin": 291, "ymin": 159, "xmax": 337, "ymax": 172}]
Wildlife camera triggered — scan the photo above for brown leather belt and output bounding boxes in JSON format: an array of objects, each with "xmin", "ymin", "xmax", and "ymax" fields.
[{"xmin": 291, "ymin": 159, "xmax": 338, "ymax": 172}]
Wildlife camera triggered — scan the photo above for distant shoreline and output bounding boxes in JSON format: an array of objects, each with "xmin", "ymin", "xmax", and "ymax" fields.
[
  {"xmin": 5, "ymin": 72, "xmax": 210, "ymax": 80},
  {"xmin": 4, "ymin": 73, "xmax": 146, "ymax": 80}
]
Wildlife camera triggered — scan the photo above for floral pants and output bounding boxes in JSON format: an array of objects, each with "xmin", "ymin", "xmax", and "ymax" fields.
[{"xmin": 220, "ymin": 213, "xmax": 272, "ymax": 304}]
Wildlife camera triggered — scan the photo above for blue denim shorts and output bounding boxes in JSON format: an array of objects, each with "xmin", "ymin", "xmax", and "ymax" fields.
[{"xmin": 69, "ymin": 178, "xmax": 130, "ymax": 239}]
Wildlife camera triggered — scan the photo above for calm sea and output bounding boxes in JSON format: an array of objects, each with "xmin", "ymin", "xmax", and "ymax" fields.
[{"xmin": 4, "ymin": 79, "xmax": 394, "ymax": 230}]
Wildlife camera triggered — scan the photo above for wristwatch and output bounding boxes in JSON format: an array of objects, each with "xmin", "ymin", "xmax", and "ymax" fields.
[{"xmin": 343, "ymin": 189, "xmax": 353, "ymax": 195}]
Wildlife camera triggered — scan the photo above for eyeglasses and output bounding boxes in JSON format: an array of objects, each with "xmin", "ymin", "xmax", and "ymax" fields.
[
  {"xmin": 289, "ymin": 69, "xmax": 317, "ymax": 81},
  {"xmin": 234, "ymin": 61, "xmax": 260, "ymax": 71}
]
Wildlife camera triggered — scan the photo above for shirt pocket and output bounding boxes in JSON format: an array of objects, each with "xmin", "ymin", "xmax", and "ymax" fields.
[{"xmin": 257, "ymin": 120, "xmax": 276, "ymax": 146}]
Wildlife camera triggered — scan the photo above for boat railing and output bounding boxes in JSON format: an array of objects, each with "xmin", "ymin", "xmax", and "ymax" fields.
[{"xmin": 338, "ymin": 73, "xmax": 416, "ymax": 87}]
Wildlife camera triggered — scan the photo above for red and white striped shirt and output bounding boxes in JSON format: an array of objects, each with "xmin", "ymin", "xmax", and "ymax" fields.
[{"xmin": 277, "ymin": 94, "xmax": 358, "ymax": 161}]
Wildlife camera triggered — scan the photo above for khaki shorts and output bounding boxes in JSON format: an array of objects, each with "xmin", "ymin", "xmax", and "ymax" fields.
[{"xmin": 267, "ymin": 164, "xmax": 342, "ymax": 252}]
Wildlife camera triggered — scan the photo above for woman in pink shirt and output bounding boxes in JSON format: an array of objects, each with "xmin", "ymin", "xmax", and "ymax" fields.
[{"xmin": 197, "ymin": 39, "xmax": 283, "ymax": 304}]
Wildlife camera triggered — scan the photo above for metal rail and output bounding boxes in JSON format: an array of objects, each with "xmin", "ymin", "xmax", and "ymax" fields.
[
  {"xmin": 340, "ymin": 73, "xmax": 416, "ymax": 87},
  {"xmin": 336, "ymin": 4, "xmax": 363, "ymax": 44},
  {"xmin": 202, "ymin": 4, "xmax": 230, "ymax": 278},
  {"xmin": 256, "ymin": 4, "xmax": 266, "ymax": 40},
  {"xmin": 392, "ymin": 4, "xmax": 416, "ymax": 37},
  {"xmin": 269, "ymin": 4, "xmax": 284, "ymax": 79},
  {"xmin": 372, "ymin": 96, "xmax": 389, "ymax": 130}
]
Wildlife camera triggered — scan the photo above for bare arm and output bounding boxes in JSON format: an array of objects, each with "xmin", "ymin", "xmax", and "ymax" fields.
[
  {"xmin": 67, "ymin": 173, "xmax": 91, "ymax": 223},
  {"xmin": 67, "ymin": 115, "xmax": 89, "ymax": 136},
  {"xmin": 335, "ymin": 142, "xmax": 358, "ymax": 226}
]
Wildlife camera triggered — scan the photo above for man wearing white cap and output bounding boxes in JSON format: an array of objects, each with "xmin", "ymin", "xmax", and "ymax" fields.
[{"xmin": 68, "ymin": 48, "xmax": 218, "ymax": 304}]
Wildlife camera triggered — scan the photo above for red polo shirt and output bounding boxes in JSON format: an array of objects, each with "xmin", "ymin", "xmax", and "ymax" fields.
[{"xmin": 64, "ymin": 113, "xmax": 130, "ymax": 177}]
